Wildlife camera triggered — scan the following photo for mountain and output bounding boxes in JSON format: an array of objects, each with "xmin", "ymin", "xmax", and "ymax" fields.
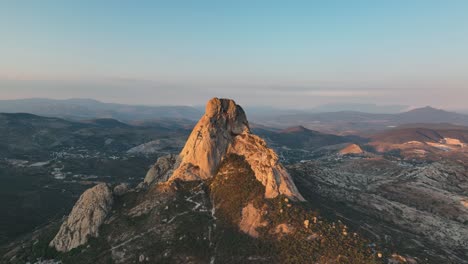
[
  {"xmin": 2, "ymin": 98, "xmax": 385, "ymax": 264},
  {"xmin": 395, "ymin": 106, "xmax": 468, "ymax": 124},
  {"xmin": 366, "ymin": 125, "xmax": 468, "ymax": 161},
  {"xmin": 251, "ymin": 106, "xmax": 468, "ymax": 135},
  {"xmin": 311, "ymin": 103, "xmax": 409, "ymax": 113},
  {"xmin": 0, "ymin": 98, "xmax": 203, "ymax": 121},
  {"xmin": 370, "ymin": 126, "xmax": 468, "ymax": 145},
  {"xmin": 251, "ymin": 125, "xmax": 365, "ymax": 163}
]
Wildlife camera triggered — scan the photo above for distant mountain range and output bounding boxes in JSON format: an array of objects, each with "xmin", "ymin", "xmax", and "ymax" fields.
[
  {"xmin": 2, "ymin": 99, "xmax": 468, "ymax": 135},
  {"xmin": 309, "ymin": 103, "xmax": 409, "ymax": 113},
  {"xmin": 251, "ymin": 106, "xmax": 468, "ymax": 134},
  {"xmin": 0, "ymin": 98, "xmax": 203, "ymax": 121},
  {"xmin": 253, "ymin": 125, "xmax": 362, "ymax": 150}
]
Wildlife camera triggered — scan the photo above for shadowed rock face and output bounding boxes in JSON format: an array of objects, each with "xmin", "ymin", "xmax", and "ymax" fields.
[
  {"xmin": 144, "ymin": 154, "xmax": 179, "ymax": 185},
  {"xmin": 49, "ymin": 183, "xmax": 113, "ymax": 252},
  {"xmin": 170, "ymin": 97, "xmax": 304, "ymax": 201}
]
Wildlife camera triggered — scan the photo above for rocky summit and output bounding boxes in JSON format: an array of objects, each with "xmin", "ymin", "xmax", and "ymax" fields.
[
  {"xmin": 170, "ymin": 98, "xmax": 304, "ymax": 201},
  {"xmin": 2, "ymin": 98, "xmax": 385, "ymax": 264}
]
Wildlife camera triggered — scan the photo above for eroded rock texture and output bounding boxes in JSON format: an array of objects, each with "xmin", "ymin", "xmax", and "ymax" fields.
[
  {"xmin": 49, "ymin": 183, "xmax": 113, "ymax": 252},
  {"xmin": 170, "ymin": 97, "xmax": 304, "ymax": 201},
  {"xmin": 144, "ymin": 154, "xmax": 179, "ymax": 185}
]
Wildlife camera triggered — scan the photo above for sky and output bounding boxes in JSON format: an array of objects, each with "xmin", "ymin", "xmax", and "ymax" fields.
[{"xmin": 1, "ymin": 0, "xmax": 468, "ymax": 109}]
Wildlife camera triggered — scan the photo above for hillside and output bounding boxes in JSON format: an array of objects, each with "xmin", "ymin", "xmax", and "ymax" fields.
[
  {"xmin": 1, "ymin": 98, "xmax": 385, "ymax": 264},
  {"xmin": 0, "ymin": 113, "xmax": 190, "ymax": 245}
]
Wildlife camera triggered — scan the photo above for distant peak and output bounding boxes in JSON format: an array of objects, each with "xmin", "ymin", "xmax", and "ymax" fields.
[
  {"xmin": 65, "ymin": 98, "xmax": 102, "ymax": 104},
  {"xmin": 408, "ymin": 106, "xmax": 443, "ymax": 112},
  {"xmin": 280, "ymin": 125, "xmax": 310, "ymax": 133}
]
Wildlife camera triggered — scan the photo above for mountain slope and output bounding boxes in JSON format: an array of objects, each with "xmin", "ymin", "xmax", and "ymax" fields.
[
  {"xmin": 395, "ymin": 106, "xmax": 468, "ymax": 124},
  {"xmin": 1, "ymin": 98, "xmax": 385, "ymax": 264},
  {"xmin": 0, "ymin": 113, "xmax": 188, "ymax": 159}
]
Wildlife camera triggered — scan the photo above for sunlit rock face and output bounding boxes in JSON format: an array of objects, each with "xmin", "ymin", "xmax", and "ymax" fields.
[
  {"xmin": 228, "ymin": 133, "xmax": 304, "ymax": 200},
  {"xmin": 338, "ymin": 143, "xmax": 364, "ymax": 155},
  {"xmin": 170, "ymin": 98, "xmax": 249, "ymax": 181},
  {"xmin": 49, "ymin": 183, "xmax": 113, "ymax": 252},
  {"xmin": 170, "ymin": 97, "xmax": 304, "ymax": 201}
]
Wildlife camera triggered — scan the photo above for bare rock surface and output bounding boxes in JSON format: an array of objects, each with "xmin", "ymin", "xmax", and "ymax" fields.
[
  {"xmin": 170, "ymin": 98, "xmax": 249, "ymax": 181},
  {"xmin": 228, "ymin": 133, "xmax": 304, "ymax": 200},
  {"xmin": 49, "ymin": 183, "xmax": 113, "ymax": 252},
  {"xmin": 144, "ymin": 154, "xmax": 179, "ymax": 185},
  {"xmin": 170, "ymin": 98, "xmax": 304, "ymax": 200},
  {"xmin": 338, "ymin": 143, "xmax": 364, "ymax": 155},
  {"xmin": 239, "ymin": 203, "xmax": 267, "ymax": 238}
]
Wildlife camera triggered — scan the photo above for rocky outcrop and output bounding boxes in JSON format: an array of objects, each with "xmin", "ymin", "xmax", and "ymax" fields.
[
  {"xmin": 49, "ymin": 183, "xmax": 113, "ymax": 252},
  {"xmin": 144, "ymin": 154, "xmax": 179, "ymax": 185},
  {"xmin": 228, "ymin": 133, "xmax": 304, "ymax": 200},
  {"xmin": 239, "ymin": 203, "xmax": 267, "ymax": 238},
  {"xmin": 338, "ymin": 143, "xmax": 363, "ymax": 155},
  {"xmin": 170, "ymin": 98, "xmax": 249, "ymax": 181},
  {"xmin": 169, "ymin": 98, "xmax": 304, "ymax": 201}
]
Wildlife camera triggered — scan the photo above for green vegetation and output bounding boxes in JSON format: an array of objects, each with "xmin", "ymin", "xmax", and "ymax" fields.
[
  {"xmin": 209, "ymin": 154, "xmax": 265, "ymax": 226},
  {"xmin": 209, "ymin": 154, "xmax": 383, "ymax": 264}
]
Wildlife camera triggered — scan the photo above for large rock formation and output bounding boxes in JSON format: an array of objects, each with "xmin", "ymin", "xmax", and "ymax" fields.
[
  {"xmin": 170, "ymin": 97, "xmax": 304, "ymax": 201},
  {"xmin": 170, "ymin": 98, "xmax": 249, "ymax": 181},
  {"xmin": 49, "ymin": 183, "xmax": 113, "ymax": 252}
]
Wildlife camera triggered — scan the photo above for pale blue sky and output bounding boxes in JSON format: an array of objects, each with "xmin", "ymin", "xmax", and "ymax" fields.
[{"xmin": 1, "ymin": 1, "xmax": 467, "ymax": 108}]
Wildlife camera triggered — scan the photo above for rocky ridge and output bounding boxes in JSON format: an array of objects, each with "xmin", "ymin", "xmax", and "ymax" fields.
[{"xmin": 49, "ymin": 183, "xmax": 113, "ymax": 252}]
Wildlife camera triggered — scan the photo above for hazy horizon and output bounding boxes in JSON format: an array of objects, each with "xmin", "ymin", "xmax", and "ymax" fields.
[
  {"xmin": 2, "ymin": 1, "xmax": 468, "ymax": 109},
  {"xmin": 2, "ymin": 96, "xmax": 466, "ymax": 114}
]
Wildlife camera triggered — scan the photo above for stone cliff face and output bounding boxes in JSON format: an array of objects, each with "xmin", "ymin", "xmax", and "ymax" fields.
[
  {"xmin": 49, "ymin": 183, "xmax": 113, "ymax": 252},
  {"xmin": 170, "ymin": 98, "xmax": 249, "ymax": 181},
  {"xmin": 170, "ymin": 97, "xmax": 304, "ymax": 201},
  {"xmin": 144, "ymin": 154, "xmax": 179, "ymax": 185}
]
